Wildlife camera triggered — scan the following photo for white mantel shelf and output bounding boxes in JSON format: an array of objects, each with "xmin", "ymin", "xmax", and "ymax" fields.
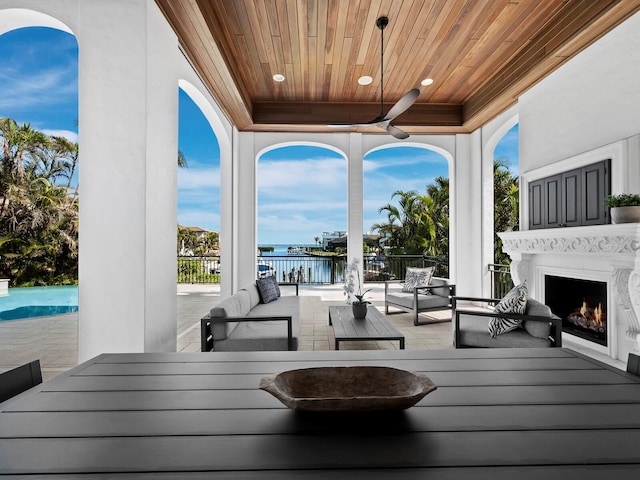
[
  {"xmin": 498, "ymin": 223, "xmax": 640, "ymax": 362},
  {"xmin": 499, "ymin": 223, "xmax": 640, "ymax": 259}
]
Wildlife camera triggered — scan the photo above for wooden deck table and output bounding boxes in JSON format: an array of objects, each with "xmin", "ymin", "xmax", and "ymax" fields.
[
  {"xmin": 329, "ymin": 305, "xmax": 405, "ymax": 349},
  {"xmin": 1, "ymin": 348, "xmax": 640, "ymax": 478}
]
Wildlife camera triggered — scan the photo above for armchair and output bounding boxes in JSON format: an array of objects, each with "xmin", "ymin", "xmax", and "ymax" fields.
[
  {"xmin": 385, "ymin": 277, "xmax": 455, "ymax": 326},
  {"xmin": 453, "ymin": 296, "xmax": 562, "ymax": 348}
]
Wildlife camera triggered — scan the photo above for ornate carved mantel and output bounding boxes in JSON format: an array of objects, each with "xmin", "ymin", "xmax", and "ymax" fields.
[{"xmin": 499, "ymin": 223, "xmax": 640, "ymax": 358}]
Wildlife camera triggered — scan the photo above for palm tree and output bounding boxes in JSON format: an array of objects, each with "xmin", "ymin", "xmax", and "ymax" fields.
[
  {"xmin": 494, "ymin": 157, "xmax": 519, "ymax": 264},
  {"xmin": 178, "ymin": 149, "xmax": 188, "ymax": 168},
  {"xmin": 0, "ymin": 118, "xmax": 78, "ymax": 285}
]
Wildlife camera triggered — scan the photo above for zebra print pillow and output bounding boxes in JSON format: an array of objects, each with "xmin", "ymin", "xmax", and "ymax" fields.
[
  {"xmin": 488, "ymin": 282, "xmax": 528, "ymax": 338},
  {"xmin": 402, "ymin": 267, "xmax": 434, "ymax": 293}
]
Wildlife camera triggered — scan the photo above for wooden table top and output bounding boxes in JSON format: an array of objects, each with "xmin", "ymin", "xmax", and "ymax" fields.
[
  {"xmin": 1, "ymin": 348, "xmax": 640, "ymax": 478},
  {"xmin": 329, "ymin": 305, "xmax": 405, "ymax": 348}
]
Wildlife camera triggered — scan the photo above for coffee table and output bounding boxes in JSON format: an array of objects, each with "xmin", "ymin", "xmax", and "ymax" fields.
[{"xmin": 328, "ymin": 305, "xmax": 405, "ymax": 350}]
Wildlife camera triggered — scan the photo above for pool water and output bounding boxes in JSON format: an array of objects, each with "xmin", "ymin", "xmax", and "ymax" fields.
[{"xmin": 0, "ymin": 285, "xmax": 78, "ymax": 320}]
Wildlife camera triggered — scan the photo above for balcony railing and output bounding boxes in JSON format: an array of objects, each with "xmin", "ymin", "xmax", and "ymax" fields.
[
  {"xmin": 177, "ymin": 254, "xmax": 449, "ymax": 285},
  {"xmin": 488, "ymin": 263, "xmax": 513, "ymax": 298}
]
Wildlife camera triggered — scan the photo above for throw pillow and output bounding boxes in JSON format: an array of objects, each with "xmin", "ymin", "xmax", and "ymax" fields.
[
  {"xmin": 488, "ymin": 282, "xmax": 528, "ymax": 338},
  {"xmin": 265, "ymin": 275, "xmax": 281, "ymax": 298},
  {"xmin": 256, "ymin": 276, "xmax": 280, "ymax": 304},
  {"xmin": 402, "ymin": 267, "xmax": 434, "ymax": 293}
]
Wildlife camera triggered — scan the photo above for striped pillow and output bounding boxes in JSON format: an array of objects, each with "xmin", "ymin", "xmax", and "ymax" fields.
[
  {"xmin": 488, "ymin": 282, "xmax": 528, "ymax": 338},
  {"xmin": 402, "ymin": 267, "xmax": 434, "ymax": 293}
]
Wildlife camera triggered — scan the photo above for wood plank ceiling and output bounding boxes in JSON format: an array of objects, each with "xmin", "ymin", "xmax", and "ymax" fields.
[{"xmin": 155, "ymin": 0, "xmax": 640, "ymax": 135}]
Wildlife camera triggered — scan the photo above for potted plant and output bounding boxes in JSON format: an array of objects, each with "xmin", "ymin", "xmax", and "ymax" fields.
[
  {"xmin": 604, "ymin": 194, "xmax": 640, "ymax": 224},
  {"xmin": 343, "ymin": 258, "xmax": 371, "ymax": 319}
]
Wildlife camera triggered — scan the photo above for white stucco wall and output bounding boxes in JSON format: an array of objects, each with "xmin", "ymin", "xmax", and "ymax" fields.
[
  {"xmin": 0, "ymin": 0, "xmax": 233, "ymax": 361},
  {"xmin": 520, "ymin": 10, "xmax": 640, "ymax": 189}
]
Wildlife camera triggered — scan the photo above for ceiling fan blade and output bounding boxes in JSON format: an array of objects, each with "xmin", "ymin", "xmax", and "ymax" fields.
[
  {"xmin": 327, "ymin": 122, "xmax": 375, "ymax": 128},
  {"xmin": 386, "ymin": 124, "xmax": 410, "ymax": 140},
  {"xmin": 328, "ymin": 114, "xmax": 386, "ymax": 129},
  {"xmin": 383, "ymin": 88, "xmax": 420, "ymax": 121}
]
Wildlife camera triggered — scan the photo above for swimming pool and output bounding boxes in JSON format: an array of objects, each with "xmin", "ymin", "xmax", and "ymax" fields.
[{"xmin": 0, "ymin": 285, "xmax": 78, "ymax": 321}]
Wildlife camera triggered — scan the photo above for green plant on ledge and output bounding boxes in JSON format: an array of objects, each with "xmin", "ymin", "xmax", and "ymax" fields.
[{"xmin": 604, "ymin": 194, "xmax": 640, "ymax": 208}]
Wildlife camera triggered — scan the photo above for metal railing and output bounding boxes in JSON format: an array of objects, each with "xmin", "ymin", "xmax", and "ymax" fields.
[
  {"xmin": 488, "ymin": 263, "xmax": 513, "ymax": 298},
  {"xmin": 177, "ymin": 254, "xmax": 450, "ymax": 285},
  {"xmin": 177, "ymin": 256, "xmax": 221, "ymax": 284},
  {"xmin": 363, "ymin": 255, "xmax": 449, "ymax": 281}
]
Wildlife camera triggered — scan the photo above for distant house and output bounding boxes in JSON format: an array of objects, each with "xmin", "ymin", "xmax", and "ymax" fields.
[
  {"xmin": 321, "ymin": 231, "xmax": 346, "ymax": 249},
  {"xmin": 178, "ymin": 225, "xmax": 218, "ymax": 256},
  {"xmin": 181, "ymin": 225, "xmax": 211, "ymax": 241},
  {"xmin": 327, "ymin": 233, "xmax": 381, "ymax": 250}
]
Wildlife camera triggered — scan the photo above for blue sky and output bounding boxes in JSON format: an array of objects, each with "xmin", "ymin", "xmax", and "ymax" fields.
[{"xmin": 1, "ymin": 27, "xmax": 519, "ymax": 246}]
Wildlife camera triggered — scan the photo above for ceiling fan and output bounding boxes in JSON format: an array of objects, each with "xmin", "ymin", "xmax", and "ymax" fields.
[{"xmin": 329, "ymin": 16, "xmax": 419, "ymax": 139}]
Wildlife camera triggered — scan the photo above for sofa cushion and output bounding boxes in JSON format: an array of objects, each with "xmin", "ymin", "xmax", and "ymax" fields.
[
  {"xmin": 402, "ymin": 267, "xmax": 434, "ymax": 293},
  {"xmin": 522, "ymin": 298, "xmax": 552, "ymax": 338},
  {"xmin": 488, "ymin": 282, "xmax": 528, "ymax": 338},
  {"xmin": 458, "ymin": 314, "xmax": 550, "ymax": 348},
  {"xmin": 210, "ymin": 290, "xmax": 251, "ymax": 340},
  {"xmin": 241, "ymin": 283, "xmax": 262, "ymax": 309},
  {"xmin": 387, "ymin": 291, "xmax": 450, "ymax": 310},
  {"xmin": 257, "ymin": 276, "xmax": 280, "ymax": 303}
]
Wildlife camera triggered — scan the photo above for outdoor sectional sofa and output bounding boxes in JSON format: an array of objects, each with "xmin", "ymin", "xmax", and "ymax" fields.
[{"xmin": 200, "ymin": 281, "xmax": 300, "ymax": 352}]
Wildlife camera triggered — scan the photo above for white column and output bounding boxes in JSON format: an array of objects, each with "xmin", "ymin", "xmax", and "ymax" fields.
[
  {"xmin": 77, "ymin": 0, "xmax": 178, "ymax": 361},
  {"xmin": 454, "ymin": 132, "xmax": 484, "ymax": 297},
  {"xmin": 347, "ymin": 134, "xmax": 364, "ymax": 278},
  {"xmin": 235, "ymin": 131, "xmax": 258, "ymax": 290}
]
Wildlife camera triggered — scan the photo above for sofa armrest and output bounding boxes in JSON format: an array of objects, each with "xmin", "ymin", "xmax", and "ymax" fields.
[
  {"xmin": 201, "ymin": 314, "xmax": 294, "ymax": 352},
  {"xmin": 278, "ymin": 282, "xmax": 299, "ymax": 296},
  {"xmin": 452, "ymin": 296, "xmax": 501, "ymax": 309},
  {"xmin": 414, "ymin": 284, "xmax": 456, "ymax": 312},
  {"xmin": 415, "ymin": 283, "xmax": 456, "ymax": 297}
]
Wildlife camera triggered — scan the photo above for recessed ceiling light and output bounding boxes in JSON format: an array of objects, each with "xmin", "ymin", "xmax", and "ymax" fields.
[
  {"xmin": 421, "ymin": 78, "xmax": 434, "ymax": 86},
  {"xmin": 273, "ymin": 74, "xmax": 285, "ymax": 82},
  {"xmin": 358, "ymin": 75, "xmax": 373, "ymax": 86}
]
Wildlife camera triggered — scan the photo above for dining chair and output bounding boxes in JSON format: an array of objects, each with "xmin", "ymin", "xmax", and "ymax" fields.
[
  {"xmin": 0, "ymin": 360, "xmax": 42, "ymax": 403},
  {"xmin": 627, "ymin": 353, "xmax": 640, "ymax": 377}
]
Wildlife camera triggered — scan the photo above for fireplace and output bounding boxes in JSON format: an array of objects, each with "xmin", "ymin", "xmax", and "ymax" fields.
[{"xmin": 545, "ymin": 276, "xmax": 608, "ymax": 346}]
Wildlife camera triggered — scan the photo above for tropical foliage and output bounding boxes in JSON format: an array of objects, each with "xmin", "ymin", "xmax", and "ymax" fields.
[
  {"xmin": 494, "ymin": 157, "xmax": 519, "ymax": 264},
  {"xmin": 177, "ymin": 225, "xmax": 219, "ymax": 256},
  {"xmin": 371, "ymin": 176, "xmax": 449, "ymax": 259},
  {"xmin": 370, "ymin": 160, "xmax": 519, "ymax": 268},
  {"xmin": 0, "ymin": 118, "xmax": 79, "ymax": 286}
]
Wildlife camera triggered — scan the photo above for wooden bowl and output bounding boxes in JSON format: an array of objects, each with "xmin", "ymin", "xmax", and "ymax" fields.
[{"xmin": 259, "ymin": 366, "xmax": 436, "ymax": 412}]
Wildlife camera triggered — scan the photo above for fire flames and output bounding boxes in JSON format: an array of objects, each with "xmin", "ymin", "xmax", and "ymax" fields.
[{"xmin": 569, "ymin": 300, "xmax": 606, "ymax": 333}]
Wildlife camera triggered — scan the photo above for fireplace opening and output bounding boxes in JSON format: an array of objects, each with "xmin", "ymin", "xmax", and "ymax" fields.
[{"xmin": 544, "ymin": 275, "xmax": 607, "ymax": 346}]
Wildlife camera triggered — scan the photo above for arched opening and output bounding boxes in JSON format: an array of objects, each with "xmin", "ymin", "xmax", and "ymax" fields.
[
  {"xmin": 257, "ymin": 143, "xmax": 347, "ymax": 284},
  {"xmin": 490, "ymin": 122, "xmax": 520, "ymax": 297},
  {"xmin": 176, "ymin": 87, "xmax": 221, "ymax": 284},
  {"xmin": 0, "ymin": 25, "xmax": 79, "ymax": 299},
  {"xmin": 363, "ymin": 144, "xmax": 450, "ymax": 280}
]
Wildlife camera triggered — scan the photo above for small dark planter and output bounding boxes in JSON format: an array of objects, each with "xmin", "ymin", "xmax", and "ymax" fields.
[{"xmin": 352, "ymin": 303, "xmax": 368, "ymax": 319}]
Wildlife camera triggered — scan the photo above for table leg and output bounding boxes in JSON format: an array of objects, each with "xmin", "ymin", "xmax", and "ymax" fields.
[{"xmin": 400, "ymin": 338, "xmax": 405, "ymax": 349}]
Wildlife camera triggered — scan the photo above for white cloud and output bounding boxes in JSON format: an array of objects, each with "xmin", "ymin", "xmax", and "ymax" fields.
[
  {"xmin": 41, "ymin": 129, "xmax": 77, "ymax": 143},
  {"xmin": 178, "ymin": 166, "xmax": 220, "ymax": 190},
  {"xmin": 0, "ymin": 66, "xmax": 77, "ymax": 111},
  {"xmin": 363, "ymin": 150, "xmax": 446, "ymax": 172},
  {"xmin": 259, "ymin": 157, "xmax": 346, "ymax": 190}
]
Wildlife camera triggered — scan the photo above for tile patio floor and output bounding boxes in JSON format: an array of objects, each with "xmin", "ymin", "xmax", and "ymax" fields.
[{"xmin": 0, "ymin": 283, "xmax": 624, "ymax": 381}]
